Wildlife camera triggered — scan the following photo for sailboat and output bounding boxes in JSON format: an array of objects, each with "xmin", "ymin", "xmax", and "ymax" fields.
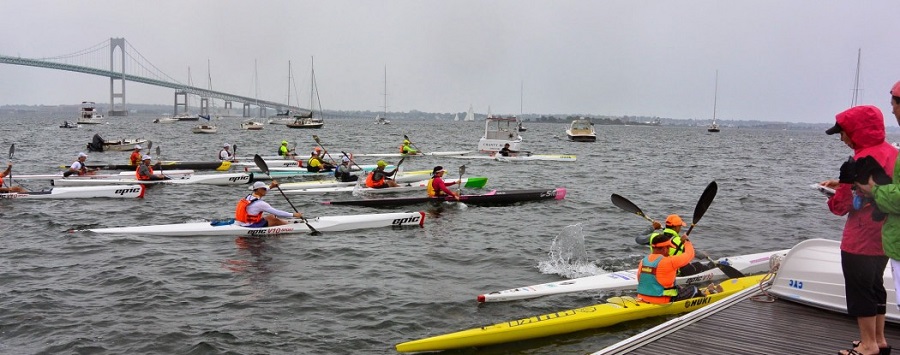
[
  {"xmin": 464, "ymin": 105, "xmax": 475, "ymax": 121},
  {"xmin": 374, "ymin": 66, "xmax": 391, "ymax": 125},
  {"xmin": 287, "ymin": 57, "xmax": 325, "ymax": 129},
  {"xmin": 850, "ymin": 48, "xmax": 861, "ymax": 107},
  {"xmin": 707, "ymin": 71, "xmax": 721, "ymax": 133},
  {"xmin": 453, "ymin": 113, "xmax": 459, "ymax": 121}
]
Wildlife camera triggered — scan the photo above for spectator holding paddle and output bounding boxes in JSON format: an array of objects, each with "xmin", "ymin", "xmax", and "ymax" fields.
[
  {"xmin": 366, "ymin": 160, "xmax": 398, "ymax": 188},
  {"xmin": 819, "ymin": 104, "xmax": 896, "ymax": 355},
  {"xmin": 0, "ymin": 162, "xmax": 27, "ymax": 193},
  {"xmin": 235, "ymin": 181, "xmax": 304, "ymax": 227},
  {"xmin": 426, "ymin": 166, "xmax": 460, "ymax": 200}
]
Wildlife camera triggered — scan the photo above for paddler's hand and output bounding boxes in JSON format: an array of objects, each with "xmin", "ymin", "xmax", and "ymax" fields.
[
  {"xmin": 652, "ymin": 220, "xmax": 662, "ymax": 230},
  {"xmin": 269, "ymin": 181, "xmax": 279, "ymax": 189},
  {"xmin": 453, "ymin": 193, "xmax": 460, "ymax": 201},
  {"xmin": 292, "ymin": 212, "xmax": 304, "ymax": 219}
]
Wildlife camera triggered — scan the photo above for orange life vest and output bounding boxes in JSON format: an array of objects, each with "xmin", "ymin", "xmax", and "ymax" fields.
[
  {"xmin": 129, "ymin": 151, "xmax": 142, "ymax": 166},
  {"xmin": 135, "ymin": 165, "xmax": 154, "ymax": 180},
  {"xmin": 235, "ymin": 195, "xmax": 263, "ymax": 224},
  {"xmin": 366, "ymin": 171, "xmax": 384, "ymax": 188}
]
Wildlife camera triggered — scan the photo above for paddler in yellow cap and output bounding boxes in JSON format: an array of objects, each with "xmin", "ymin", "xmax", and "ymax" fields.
[
  {"xmin": 365, "ymin": 160, "xmax": 399, "ymax": 188},
  {"xmin": 399, "ymin": 139, "xmax": 418, "ymax": 155},
  {"xmin": 278, "ymin": 140, "xmax": 294, "ymax": 158}
]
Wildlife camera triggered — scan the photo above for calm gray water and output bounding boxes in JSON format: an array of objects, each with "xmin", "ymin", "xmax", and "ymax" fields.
[{"xmin": 0, "ymin": 115, "xmax": 883, "ymax": 354}]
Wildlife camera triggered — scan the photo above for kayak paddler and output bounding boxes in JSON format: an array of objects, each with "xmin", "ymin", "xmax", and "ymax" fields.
[
  {"xmin": 426, "ymin": 166, "xmax": 460, "ymax": 200},
  {"xmin": 129, "ymin": 144, "xmax": 142, "ymax": 166},
  {"xmin": 306, "ymin": 150, "xmax": 335, "ymax": 172},
  {"xmin": 0, "ymin": 162, "xmax": 27, "ymax": 193},
  {"xmin": 136, "ymin": 155, "xmax": 168, "ymax": 181},
  {"xmin": 639, "ymin": 214, "xmax": 715, "ymax": 276},
  {"xmin": 236, "ymin": 181, "xmax": 304, "ymax": 227},
  {"xmin": 218, "ymin": 143, "xmax": 235, "ymax": 162},
  {"xmin": 64, "ymin": 152, "xmax": 98, "ymax": 177},
  {"xmin": 366, "ymin": 160, "xmax": 398, "ymax": 188},
  {"xmin": 635, "ymin": 232, "xmax": 704, "ymax": 304},
  {"xmin": 334, "ymin": 156, "xmax": 358, "ymax": 182},
  {"xmin": 399, "ymin": 139, "xmax": 418, "ymax": 155},
  {"xmin": 278, "ymin": 140, "xmax": 294, "ymax": 158}
]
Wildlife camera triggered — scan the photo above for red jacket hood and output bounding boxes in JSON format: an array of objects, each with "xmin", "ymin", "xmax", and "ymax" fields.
[{"xmin": 836, "ymin": 105, "xmax": 886, "ymax": 152}]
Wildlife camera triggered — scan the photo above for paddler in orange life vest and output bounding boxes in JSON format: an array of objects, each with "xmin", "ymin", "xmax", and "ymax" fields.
[
  {"xmin": 366, "ymin": 160, "xmax": 399, "ymax": 188},
  {"xmin": 135, "ymin": 155, "xmax": 168, "ymax": 181},
  {"xmin": 642, "ymin": 214, "xmax": 715, "ymax": 276},
  {"xmin": 129, "ymin": 145, "xmax": 143, "ymax": 166},
  {"xmin": 636, "ymin": 231, "xmax": 702, "ymax": 304},
  {"xmin": 426, "ymin": 166, "xmax": 460, "ymax": 200},
  {"xmin": 235, "ymin": 181, "xmax": 304, "ymax": 227},
  {"xmin": 0, "ymin": 162, "xmax": 27, "ymax": 193}
]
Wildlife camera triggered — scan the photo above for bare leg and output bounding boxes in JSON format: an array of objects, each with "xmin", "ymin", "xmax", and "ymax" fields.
[{"xmin": 265, "ymin": 215, "xmax": 287, "ymax": 226}]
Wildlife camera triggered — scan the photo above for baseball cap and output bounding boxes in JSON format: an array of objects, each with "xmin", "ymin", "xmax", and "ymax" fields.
[
  {"xmin": 78, "ymin": 152, "xmax": 88, "ymax": 158},
  {"xmin": 376, "ymin": 160, "xmax": 387, "ymax": 167},
  {"xmin": 892, "ymin": 80, "xmax": 900, "ymax": 97},
  {"xmin": 650, "ymin": 233, "xmax": 674, "ymax": 248},
  {"xmin": 223, "ymin": 143, "xmax": 230, "ymax": 148},
  {"xmin": 249, "ymin": 181, "xmax": 269, "ymax": 191},
  {"xmin": 432, "ymin": 166, "xmax": 446, "ymax": 175},
  {"xmin": 142, "ymin": 155, "xmax": 152, "ymax": 160},
  {"xmin": 341, "ymin": 156, "xmax": 350, "ymax": 162},
  {"xmin": 134, "ymin": 145, "xmax": 142, "ymax": 150},
  {"xmin": 281, "ymin": 140, "xmax": 288, "ymax": 145},
  {"xmin": 665, "ymin": 214, "xmax": 687, "ymax": 227},
  {"xmin": 403, "ymin": 139, "xmax": 410, "ymax": 144},
  {"xmin": 311, "ymin": 150, "xmax": 319, "ymax": 155},
  {"xmin": 825, "ymin": 123, "xmax": 842, "ymax": 135}
]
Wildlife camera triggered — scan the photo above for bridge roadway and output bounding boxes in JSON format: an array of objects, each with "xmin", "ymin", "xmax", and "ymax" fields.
[{"xmin": 0, "ymin": 55, "xmax": 309, "ymax": 114}]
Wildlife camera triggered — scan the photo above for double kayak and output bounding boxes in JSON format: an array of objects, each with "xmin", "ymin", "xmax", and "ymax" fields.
[
  {"xmin": 62, "ymin": 161, "xmax": 232, "ymax": 171},
  {"xmin": 322, "ymin": 188, "xmax": 566, "ymax": 207},
  {"xmin": 478, "ymin": 249, "xmax": 787, "ymax": 302},
  {"xmin": 84, "ymin": 211, "xmax": 426, "ymax": 236},
  {"xmin": 0, "ymin": 185, "xmax": 145, "ymax": 199},
  {"xmin": 283, "ymin": 177, "xmax": 488, "ymax": 195},
  {"xmin": 395, "ymin": 275, "xmax": 765, "ymax": 352}
]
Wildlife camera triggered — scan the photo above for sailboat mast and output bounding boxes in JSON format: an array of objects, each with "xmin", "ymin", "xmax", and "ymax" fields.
[
  {"xmin": 383, "ymin": 65, "xmax": 388, "ymax": 119},
  {"xmin": 712, "ymin": 70, "xmax": 718, "ymax": 123},
  {"xmin": 287, "ymin": 60, "xmax": 292, "ymax": 108},
  {"xmin": 851, "ymin": 48, "xmax": 861, "ymax": 107},
  {"xmin": 520, "ymin": 81, "xmax": 523, "ymax": 116}
]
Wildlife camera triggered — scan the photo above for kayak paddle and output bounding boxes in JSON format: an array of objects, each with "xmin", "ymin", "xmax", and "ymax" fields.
[
  {"xmin": 700, "ymin": 251, "xmax": 745, "ymax": 279},
  {"xmin": 232, "ymin": 144, "xmax": 237, "ymax": 162},
  {"xmin": 611, "ymin": 194, "xmax": 657, "ymax": 245},
  {"xmin": 155, "ymin": 146, "xmax": 163, "ymax": 175},
  {"xmin": 457, "ymin": 165, "xmax": 466, "ymax": 196},
  {"xmin": 253, "ymin": 154, "xmax": 320, "ymax": 235},
  {"xmin": 403, "ymin": 134, "xmax": 423, "ymax": 154},
  {"xmin": 685, "ymin": 181, "xmax": 717, "ymax": 236},
  {"xmin": 147, "ymin": 141, "xmax": 153, "ymax": 150},
  {"xmin": 6, "ymin": 144, "xmax": 13, "ymax": 188},
  {"xmin": 312, "ymin": 135, "xmax": 337, "ymax": 165},
  {"xmin": 391, "ymin": 156, "xmax": 406, "ymax": 178}
]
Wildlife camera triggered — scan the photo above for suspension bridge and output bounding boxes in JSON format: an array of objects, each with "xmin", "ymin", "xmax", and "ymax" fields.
[{"xmin": 0, "ymin": 37, "xmax": 307, "ymax": 117}]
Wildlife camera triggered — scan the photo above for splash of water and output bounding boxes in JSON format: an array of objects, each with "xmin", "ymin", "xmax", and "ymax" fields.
[{"xmin": 537, "ymin": 223, "xmax": 603, "ymax": 278}]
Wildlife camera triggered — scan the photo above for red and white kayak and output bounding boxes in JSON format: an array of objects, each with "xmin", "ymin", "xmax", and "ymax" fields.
[
  {"xmin": 476, "ymin": 249, "xmax": 787, "ymax": 302},
  {"xmin": 0, "ymin": 185, "xmax": 146, "ymax": 199},
  {"xmin": 83, "ymin": 211, "xmax": 426, "ymax": 236}
]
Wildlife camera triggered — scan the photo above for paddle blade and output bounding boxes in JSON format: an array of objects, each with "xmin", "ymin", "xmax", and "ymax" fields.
[
  {"xmin": 716, "ymin": 263, "xmax": 745, "ymax": 279},
  {"xmin": 254, "ymin": 154, "xmax": 269, "ymax": 174},
  {"xmin": 155, "ymin": 146, "xmax": 161, "ymax": 157},
  {"xmin": 313, "ymin": 135, "xmax": 321, "ymax": 144},
  {"xmin": 8, "ymin": 143, "xmax": 14, "ymax": 159},
  {"xmin": 610, "ymin": 194, "xmax": 651, "ymax": 222},
  {"xmin": 147, "ymin": 141, "xmax": 153, "ymax": 150},
  {"xmin": 691, "ymin": 181, "xmax": 718, "ymax": 225},
  {"xmin": 459, "ymin": 165, "xmax": 466, "ymax": 176}
]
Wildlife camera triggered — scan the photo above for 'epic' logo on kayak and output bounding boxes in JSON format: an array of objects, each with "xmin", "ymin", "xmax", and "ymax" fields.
[
  {"xmin": 684, "ymin": 296, "xmax": 711, "ymax": 308},
  {"xmin": 115, "ymin": 187, "xmax": 141, "ymax": 195},
  {"xmin": 228, "ymin": 175, "xmax": 250, "ymax": 182},
  {"xmin": 392, "ymin": 216, "xmax": 421, "ymax": 225}
]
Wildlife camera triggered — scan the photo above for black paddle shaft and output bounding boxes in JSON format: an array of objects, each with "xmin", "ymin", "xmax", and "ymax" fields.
[{"xmin": 253, "ymin": 154, "xmax": 320, "ymax": 235}]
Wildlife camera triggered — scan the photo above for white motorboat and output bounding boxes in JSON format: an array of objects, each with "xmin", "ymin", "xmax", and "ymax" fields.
[
  {"xmin": 86, "ymin": 133, "xmax": 150, "ymax": 152},
  {"xmin": 153, "ymin": 116, "xmax": 179, "ymax": 124},
  {"xmin": 76, "ymin": 101, "xmax": 106, "ymax": 125},
  {"xmin": 83, "ymin": 211, "xmax": 426, "ymax": 236},
  {"xmin": 0, "ymin": 185, "xmax": 145, "ymax": 199},
  {"xmin": 191, "ymin": 124, "xmax": 218, "ymax": 134},
  {"xmin": 478, "ymin": 249, "xmax": 788, "ymax": 302},
  {"xmin": 565, "ymin": 118, "xmax": 597, "ymax": 142},
  {"xmin": 768, "ymin": 238, "xmax": 900, "ymax": 323},
  {"xmin": 241, "ymin": 121, "xmax": 264, "ymax": 130},
  {"xmin": 374, "ymin": 114, "xmax": 390, "ymax": 125},
  {"xmin": 477, "ymin": 115, "xmax": 523, "ymax": 153}
]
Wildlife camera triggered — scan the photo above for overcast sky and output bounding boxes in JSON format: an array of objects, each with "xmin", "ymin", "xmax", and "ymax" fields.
[{"xmin": 1, "ymin": 0, "xmax": 898, "ymax": 123}]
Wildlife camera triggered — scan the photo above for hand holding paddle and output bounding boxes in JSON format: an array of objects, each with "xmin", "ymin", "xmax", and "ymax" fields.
[
  {"xmin": 253, "ymin": 154, "xmax": 320, "ymax": 235},
  {"xmin": 341, "ymin": 151, "xmax": 364, "ymax": 170},
  {"xmin": 312, "ymin": 135, "xmax": 337, "ymax": 164},
  {"xmin": 456, "ymin": 165, "xmax": 465, "ymax": 199},
  {"xmin": 391, "ymin": 156, "xmax": 406, "ymax": 178}
]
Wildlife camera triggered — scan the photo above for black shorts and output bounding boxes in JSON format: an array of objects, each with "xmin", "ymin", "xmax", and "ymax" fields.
[{"xmin": 841, "ymin": 250, "xmax": 888, "ymax": 317}]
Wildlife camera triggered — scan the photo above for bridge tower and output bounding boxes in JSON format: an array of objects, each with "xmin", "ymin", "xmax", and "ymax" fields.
[{"xmin": 108, "ymin": 38, "xmax": 128, "ymax": 116}]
